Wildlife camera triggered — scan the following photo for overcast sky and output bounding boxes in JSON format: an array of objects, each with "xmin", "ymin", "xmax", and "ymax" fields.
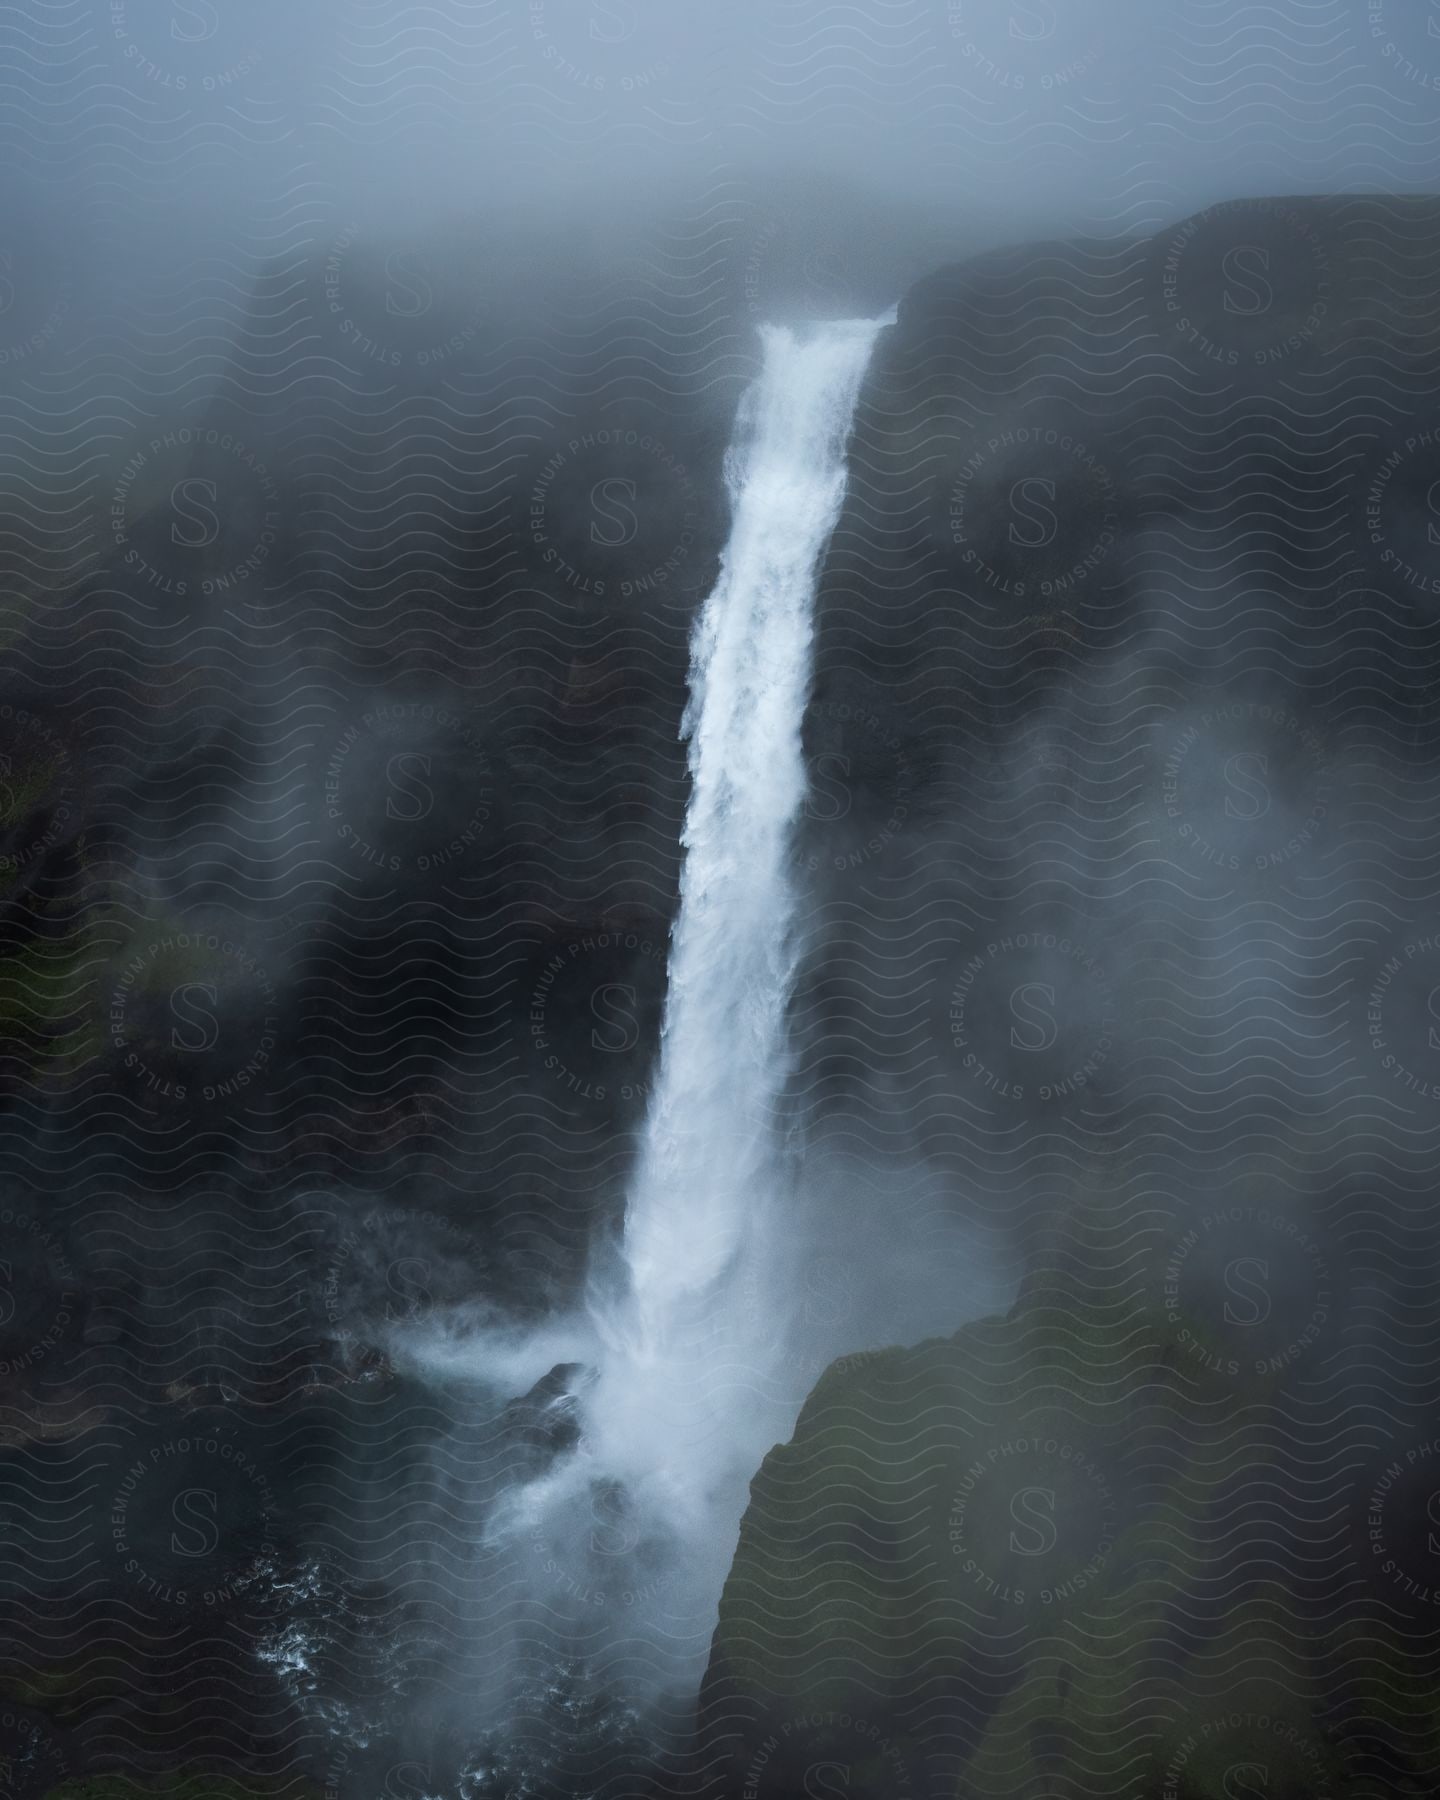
[{"xmin": 6, "ymin": 0, "xmax": 1440, "ymax": 270}]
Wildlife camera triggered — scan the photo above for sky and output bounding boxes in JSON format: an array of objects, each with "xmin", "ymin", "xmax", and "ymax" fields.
[{"xmin": 7, "ymin": 0, "xmax": 1440, "ymax": 287}]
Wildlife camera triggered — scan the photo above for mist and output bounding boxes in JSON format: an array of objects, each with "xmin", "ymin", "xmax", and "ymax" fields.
[
  {"xmin": 5, "ymin": 4, "xmax": 1440, "ymax": 1799},
  {"xmin": 11, "ymin": 0, "xmax": 1440, "ymax": 346}
]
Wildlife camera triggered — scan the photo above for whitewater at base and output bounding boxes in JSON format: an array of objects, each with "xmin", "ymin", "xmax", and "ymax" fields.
[{"xmin": 415, "ymin": 311, "xmax": 896, "ymax": 1686}]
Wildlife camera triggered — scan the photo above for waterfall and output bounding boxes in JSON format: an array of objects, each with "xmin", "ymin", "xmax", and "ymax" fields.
[
  {"xmin": 456, "ymin": 313, "xmax": 894, "ymax": 1667},
  {"xmin": 577, "ymin": 312, "xmax": 895, "ymax": 1525},
  {"xmin": 612, "ymin": 313, "xmax": 894, "ymax": 1352}
]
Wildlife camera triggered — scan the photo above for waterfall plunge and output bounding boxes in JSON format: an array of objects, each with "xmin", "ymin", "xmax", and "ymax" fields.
[
  {"xmin": 579, "ymin": 312, "xmax": 895, "ymax": 1531},
  {"xmin": 423, "ymin": 314, "xmax": 896, "ymax": 1669}
]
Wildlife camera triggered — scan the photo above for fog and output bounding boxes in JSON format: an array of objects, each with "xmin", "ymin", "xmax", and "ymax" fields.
[
  {"xmin": 10, "ymin": 0, "xmax": 1440, "ymax": 315},
  {"xmin": 5, "ymin": 4, "xmax": 1440, "ymax": 1798}
]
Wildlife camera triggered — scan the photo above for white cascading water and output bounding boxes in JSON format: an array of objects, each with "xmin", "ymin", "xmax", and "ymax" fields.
[
  {"xmin": 611, "ymin": 315, "xmax": 894, "ymax": 1335},
  {"xmin": 459, "ymin": 313, "xmax": 895, "ymax": 1643},
  {"xmin": 578, "ymin": 311, "xmax": 896, "ymax": 1530}
]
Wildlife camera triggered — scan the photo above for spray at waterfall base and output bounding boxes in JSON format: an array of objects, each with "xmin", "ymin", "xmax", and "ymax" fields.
[{"xmin": 409, "ymin": 316, "xmax": 900, "ymax": 1657}]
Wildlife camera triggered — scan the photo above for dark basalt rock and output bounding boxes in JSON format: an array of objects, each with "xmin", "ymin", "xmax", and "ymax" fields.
[
  {"xmin": 702, "ymin": 193, "xmax": 1440, "ymax": 1799},
  {"xmin": 698, "ymin": 1231, "xmax": 1438, "ymax": 1796},
  {"xmin": 504, "ymin": 1360, "xmax": 596, "ymax": 1460}
]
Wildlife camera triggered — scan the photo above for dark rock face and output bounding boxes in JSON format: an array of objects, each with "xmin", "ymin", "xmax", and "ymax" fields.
[
  {"xmin": 0, "ymin": 180, "xmax": 950, "ymax": 1799},
  {"xmin": 787, "ymin": 196, "xmax": 1440, "ymax": 1250},
  {"xmin": 703, "ymin": 195, "xmax": 1440, "ymax": 1798},
  {"xmin": 699, "ymin": 1235, "xmax": 1433, "ymax": 1796},
  {"xmin": 505, "ymin": 1362, "xmax": 594, "ymax": 1459},
  {"xmin": 7, "ymin": 185, "xmax": 1440, "ymax": 1799}
]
